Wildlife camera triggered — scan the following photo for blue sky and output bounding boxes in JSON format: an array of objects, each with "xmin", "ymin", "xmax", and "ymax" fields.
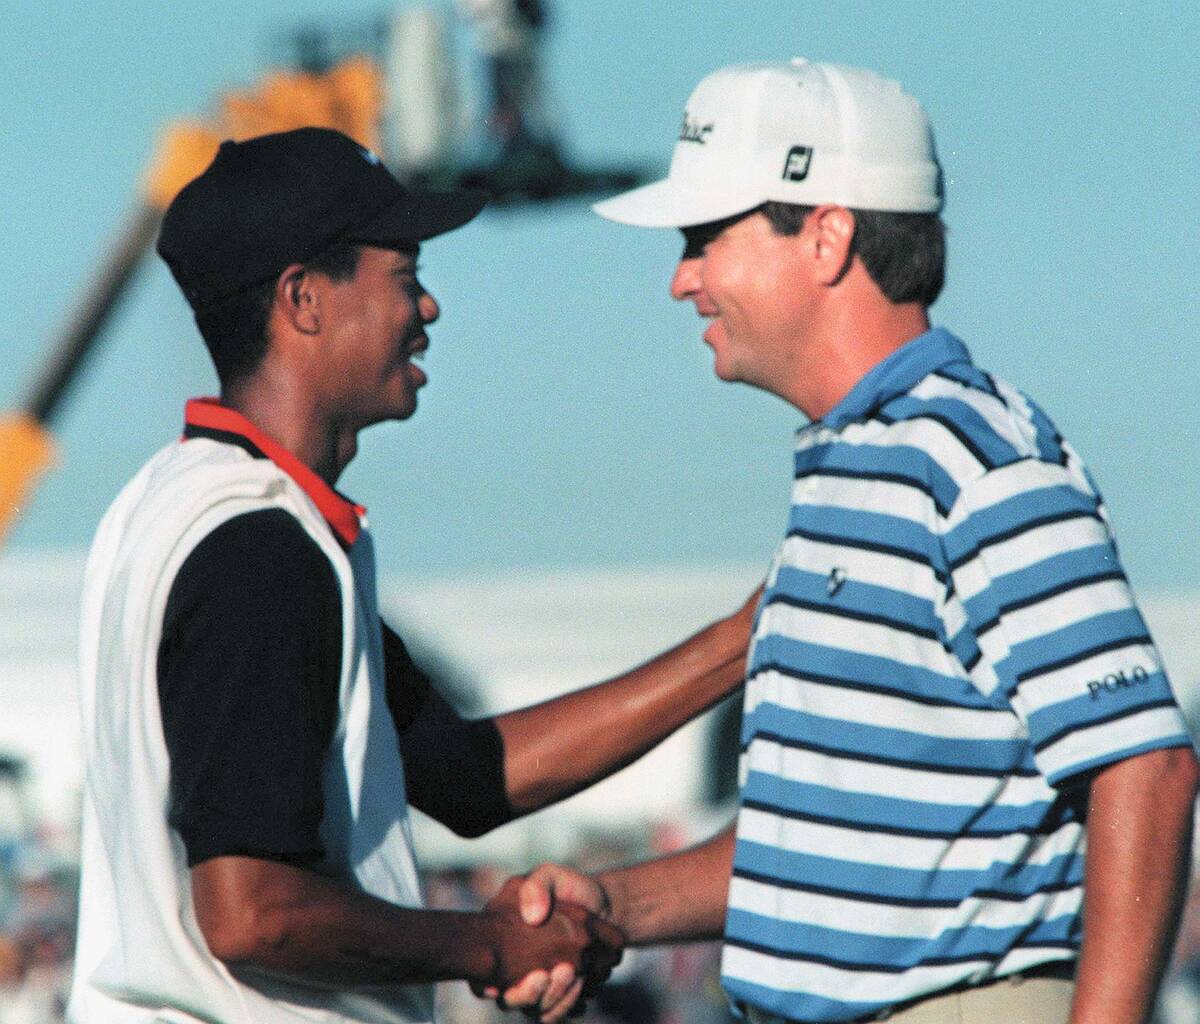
[{"xmin": 3, "ymin": 1, "xmax": 1197, "ymax": 587}]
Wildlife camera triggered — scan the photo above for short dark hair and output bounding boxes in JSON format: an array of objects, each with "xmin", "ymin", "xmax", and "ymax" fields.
[
  {"xmin": 760, "ymin": 202, "xmax": 946, "ymax": 307},
  {"xmin": 193, "ymin": 243, "xmax": 365, "ymax": 388}
]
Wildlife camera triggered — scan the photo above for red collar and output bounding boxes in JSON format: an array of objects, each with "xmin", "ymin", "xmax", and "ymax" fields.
[{"xmin": 183, "ymin": 398, "xmax": 365, "ymax": 548}]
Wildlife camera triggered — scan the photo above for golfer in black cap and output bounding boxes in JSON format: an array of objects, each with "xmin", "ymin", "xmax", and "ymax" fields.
[{"xmin": 68, "ymin": 128, "xmax": 758, "ymax": 1024}]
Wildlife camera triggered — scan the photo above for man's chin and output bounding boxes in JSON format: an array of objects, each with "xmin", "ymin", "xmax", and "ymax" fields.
[
  {"xmin": 712, "ymin": 356, "xmax": 740, "ymax": 383},
  {"xmin": 706, "ymin": 338, "xmax": 738, "ymax": 383},
  {"xmin": 362, "ymin": 396, "xmax": 418, "ymax": 426},
  {"xmin": 392, "ymin": 397, "xmax": 418, "ymax": 421},
  {"xmin": 390, "ymin": 379, "xmax": 421, "ymax": 420}
]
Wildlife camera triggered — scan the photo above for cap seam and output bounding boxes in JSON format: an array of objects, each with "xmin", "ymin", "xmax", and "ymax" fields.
[
  {"xmin": 818, "ymin": 63, "xmax": 858, "ymax": 207},
  {"xmin": 745, "ymin": 65, "xmax": 773, "ymax": 189}
]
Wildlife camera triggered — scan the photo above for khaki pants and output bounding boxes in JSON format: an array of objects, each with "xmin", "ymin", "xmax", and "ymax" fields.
[{"xmin": 745, "ymin": 975, "xmax": 1074, "ymax": 1024}]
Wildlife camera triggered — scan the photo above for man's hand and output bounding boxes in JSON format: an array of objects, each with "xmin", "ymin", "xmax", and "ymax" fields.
[
  {"xmin": 476, "ymin": 866, "xmax": 618, "ymax": 1023},
  {"xmin": 515, "ymin": 861, "xmax": 612, "ymax": 928}
]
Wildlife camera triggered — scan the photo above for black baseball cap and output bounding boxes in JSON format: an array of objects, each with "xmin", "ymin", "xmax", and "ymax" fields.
[{"xmin": 157, "ymin": 127, "xmax": 487, "ymax": 309}]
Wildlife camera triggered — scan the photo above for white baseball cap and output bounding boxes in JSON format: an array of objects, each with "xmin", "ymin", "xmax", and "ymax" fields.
[{"xmin": 593, "ymin": 58, "xmax": 943, "ymax": 228}]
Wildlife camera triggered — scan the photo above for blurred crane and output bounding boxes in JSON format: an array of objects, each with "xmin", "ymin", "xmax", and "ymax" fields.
[{"xmin": 0, "ymin": 2, "xmax": 644, "ymax": 544}]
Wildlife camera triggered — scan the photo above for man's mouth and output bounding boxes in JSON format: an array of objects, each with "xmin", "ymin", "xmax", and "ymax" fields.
[
  {"xmin": 695, "ymin": 302, "xmax": 719, "ymax": 344},
  {"xmin": 401, "ymin": 338, "xmax": 428, "ymax": 385}
]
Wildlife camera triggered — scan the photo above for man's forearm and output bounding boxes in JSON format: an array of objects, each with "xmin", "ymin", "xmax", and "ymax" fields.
[
  {"xmin": 1070, "ymin": 745, "xmax": 1199, "ymax": 1024},
  {"xmin": 496, "ymin": 597, "xmax": 755, "ymax": 814},
  {"xmin": 598, "ymin": 825, "xmax": 735, "ymax": 945},
  {"xmin": 191, "ymin": 856, "xmax": 615, "ymax": 991}
]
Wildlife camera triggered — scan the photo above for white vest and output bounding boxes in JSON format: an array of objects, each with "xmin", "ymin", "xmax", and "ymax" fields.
[{"xmin": 68, "ymin": 436, "xmax": 435, "ymax": 1024}]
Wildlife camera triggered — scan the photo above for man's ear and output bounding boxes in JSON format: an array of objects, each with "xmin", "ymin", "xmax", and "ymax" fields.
[
  {"xmin": 275, "ymin": 263, "xmax": 320, "ymax": 335},
  {"xmin": 807, "ymin": 205, "xmax": 856, "ymax": 287}
]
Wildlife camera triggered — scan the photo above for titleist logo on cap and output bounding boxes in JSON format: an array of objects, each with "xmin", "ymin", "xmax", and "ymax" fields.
[{"xmin": 678, "ymin": 114, "xmax": 714, "ymax": 144}]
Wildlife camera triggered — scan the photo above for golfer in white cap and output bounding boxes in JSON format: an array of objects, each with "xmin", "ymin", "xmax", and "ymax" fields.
[{"xmin": 498, "ymin": 59, "xmax": 1197, "ymax": 1024}]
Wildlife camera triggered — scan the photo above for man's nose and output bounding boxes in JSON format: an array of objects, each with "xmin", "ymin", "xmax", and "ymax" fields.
[
  {"xmin": 670, "ymin": 257, "xmax": 701, "ymax": 301},
  {"xmin": 419, "ymin": 289, "xmax": 440, "ymax": 324}
]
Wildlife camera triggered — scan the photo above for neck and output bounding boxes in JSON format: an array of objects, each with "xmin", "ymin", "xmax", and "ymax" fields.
[
  {"xmin": 221, "ymin": 374, "xmax": 356, "ymax": 486},
  {"xmin": 787, "ymin": 272, "xmax": 931, "ymax": 421}
]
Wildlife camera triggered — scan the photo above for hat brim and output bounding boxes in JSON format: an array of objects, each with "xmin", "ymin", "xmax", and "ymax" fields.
[
  {"xmin": 349, "ymin": 188, "xmax": 488, "ymax": 246},
  {"xmin": 592, "ymin": 177, "xmax": 766, "ymax": 228}
]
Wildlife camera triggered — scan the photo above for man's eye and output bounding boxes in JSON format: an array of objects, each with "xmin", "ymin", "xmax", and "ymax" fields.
[{"xmin": 682, "ymin": 222, "xmax": 730, "ymax": 258}]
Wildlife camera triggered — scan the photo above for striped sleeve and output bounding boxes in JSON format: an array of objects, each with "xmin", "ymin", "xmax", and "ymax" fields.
[{"xmin": 943, "ymin": 457, "xmax": 1192, "ymax": 786}]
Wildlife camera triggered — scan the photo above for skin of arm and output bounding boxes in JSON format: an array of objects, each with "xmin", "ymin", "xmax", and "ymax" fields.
[
  {"xmin": 1068, "ymin": 745, "xmax": 1199, "ymax": 1024},
  {"xmin": 494, "ymin": 596, "xmax": 755, "ymax": 815},
  {"xmin": 400, "ymin": 588, "xmax": 759, "ymax": 836},
  {"xmin": 443, "ymin": 594, "xmax": 754, "ymax": 1016},
  {"xmin": 190, "ymin": 855, "xmax": 622, "ymax": 992},
  {"xmin": 185, "ymin": 591, "xmax": 752, "ymax": 1013}
]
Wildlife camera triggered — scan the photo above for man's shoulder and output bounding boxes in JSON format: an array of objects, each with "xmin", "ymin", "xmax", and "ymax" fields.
[
  {"xmin": 873, "ymin": 364, "xmax": 1071, "ymax": 485},
  {"xmin": 105, "ymin": 436, "xmax": 303, "ymax": 535},
  {"xmin": 102, "ymin": 434, "xmax": 269, "ymax": 512},
  {"xmin": 87, "ymin": 436, "xmax": 333, "ymax": 602}
]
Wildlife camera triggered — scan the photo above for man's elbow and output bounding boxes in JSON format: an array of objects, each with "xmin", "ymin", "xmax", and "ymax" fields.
[
  {"xmin": 191, "ymin": 857, "xmax": 295, "ymax": 971},
  {"xmin": 194, "ymin": 902, "xmax": 260, "ymax": 965},
  {"xmin": 201, "ymin": 923, "xmax": 257, "ymax": 970},
  {"xmin": 196, "ymin": 900, "xmax": 282, "ymax": 969}
]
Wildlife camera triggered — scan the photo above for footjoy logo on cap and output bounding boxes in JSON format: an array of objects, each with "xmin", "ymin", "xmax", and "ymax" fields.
[
  {"xmin": 783, "ymin": 145, "xmax": 813, "ymax": 181},
  {"xmin": 679, "ymin": 114, "xmax": 714, "ymax": 144}
]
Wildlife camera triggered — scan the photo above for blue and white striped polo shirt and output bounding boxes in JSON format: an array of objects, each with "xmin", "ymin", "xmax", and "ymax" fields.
[{"xmin": 720, "ymin": 327, "xmax": 1192, "ymax": 1023}]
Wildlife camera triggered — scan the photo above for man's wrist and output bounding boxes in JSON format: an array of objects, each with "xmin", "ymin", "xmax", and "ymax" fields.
[
  {"xmin": 462, "ymin": 912, "xmax": 502, "ymax": 988},
  {"xmin": 593, "ymin": 870, "xmax": 625, "ymax": 936}
]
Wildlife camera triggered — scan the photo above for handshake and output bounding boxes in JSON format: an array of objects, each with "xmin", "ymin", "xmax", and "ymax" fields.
[{"xmin": 474, "ymin": 863, "xmax": 617, "ymax": 1023}]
